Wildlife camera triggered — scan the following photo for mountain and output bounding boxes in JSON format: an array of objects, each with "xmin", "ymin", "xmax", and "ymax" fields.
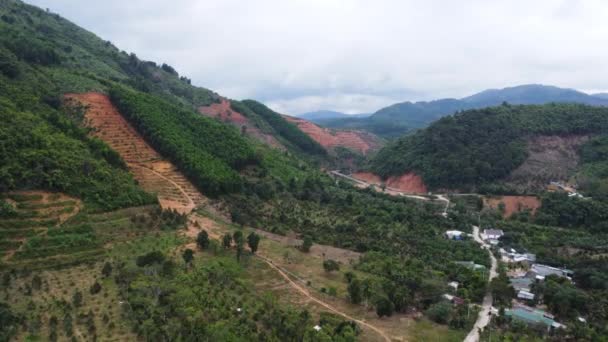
[
  {"xmin": 298, "ymin": 110, "xmax": 371, "ymax": 123},
  {"xmin": 370, "ymin": 102, "xmax": 608, "ymax": 194},
  {"xmin": 592, "ymin": 92, "xmax": 608, "ymax": 100},
  {"xmin": 325, "ymin": 84, "xmax": 608, "ymax": 138}
]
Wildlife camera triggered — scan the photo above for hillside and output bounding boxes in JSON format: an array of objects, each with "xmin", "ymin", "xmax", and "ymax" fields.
[
  {"xmin": 283, "ymin": 115, "xmax": 383, "ymax": 155},
  {"xmin": 325, "ymin": 84, "xmax": 608, "ymax": 137},
  {"xmin": 2, "ymin": 1, "xmax": 608, "ymax": 341},
  {"xmin": 370, "ymin": 102, "xmax": 608, "ymax": 194}
]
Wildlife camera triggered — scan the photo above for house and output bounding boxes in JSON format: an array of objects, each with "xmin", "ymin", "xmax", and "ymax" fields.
[
  {"xmin": 500, "ymin": 248, "xmax": 536, "ymax": 264},
  {"xmin": 441, "ymin": 293, "xmax": 465, "ymax": 305},
  {"xmin": 505, "ymin": 305, "xmax": 565, "ymax": 330},
  {"xmin": 448, "ymin": 281, "xmax": 459, "ymax": 290},
  {"xmin": 528, "ymin": 264, "xmax": 573, "ymax": 281},
  {"xmin": 510, "ymin": 277, "xmax": 533, "ymax": 292},
  {"xmin": 483, "ymin": 229, "xmax": 504, "ymax": 240},
  {"xmin": 445, "ymin": 230, "xmax": 465, "ymax": 240},
  {"xmin": 313, "ymin": 325, "xmax": 322, "ymax": 332},
  {"xmin": 517, "ymin": 290, "xmax": 535, "ymax": 301}
]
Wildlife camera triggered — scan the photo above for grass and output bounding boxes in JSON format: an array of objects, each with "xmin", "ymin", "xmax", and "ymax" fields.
[{"xmin": 409, "ymin": 318, "xmax": 468, "ymax": 342}]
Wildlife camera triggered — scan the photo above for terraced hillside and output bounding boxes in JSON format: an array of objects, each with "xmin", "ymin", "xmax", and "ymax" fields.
[
  {"xmin": 283, "ymin": 115, "xmax": 382, "ymax": 155},
  {"xmin": 0, "ymin": 191, "xmax": 81, "ymax": 263},
  {"xmin": 65, "ymin": 93, "xmax": 206, "ymax": 213}
]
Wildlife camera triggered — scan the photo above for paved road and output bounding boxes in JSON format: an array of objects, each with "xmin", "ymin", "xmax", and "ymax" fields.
[{"xmin": 464, "ymin": 226, "xmax": 498, "ymax": 342}]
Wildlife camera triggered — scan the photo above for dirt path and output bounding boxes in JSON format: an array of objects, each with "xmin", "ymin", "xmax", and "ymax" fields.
[
  {"xmin": 464, "ymin": 226, "xmax": 498, "ymax": 342},
  {"xmin": 131, "ymin": 163, "xmax": 196, "ymax": 214},
  {"xmin": 256, "ymin": 254, "xmax": 392, "ymax": 342}
]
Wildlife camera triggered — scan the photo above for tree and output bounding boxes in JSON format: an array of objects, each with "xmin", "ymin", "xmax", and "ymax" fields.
[
  {"xmin": 301, "ymin": 236, "xmax": 313, "ymax": 253},
  {"xmin": 136, "ymin": 251, "xmax": 165, "ymax": 267},
  {"xmin": 236, "ymin": 240, "xmax": 244, "ymax": 262},
  {"xmin": 182, "ymin": 249, "xmax": 194, "ymax": 268},
  {"xmin": 375, "ymin": 296, "xmax": 394, "ymax": 317},
  {"xmin": 196, "ymin": 230, "xmax": 210, "ymax": 250},
  {"xmin": 322, "ymin": 259, "xmax": 340, "ymax": 273},
  {"xmin": 233, "ymin": 231, "xmax": 244, "ymax": 245},
  {"xmin": 347, "ymin": 278, "xmax": 362, "ymax": 304},
  {"xmin": 222, "ymin": 233, "xmax": 232, "ymax": 249},
  {"xmin": 72, "ymin": 291, "xmax": 83, "ymax": 307},
  {"xmin": 89, "ymin": 282, "xmax": 102, "ymax": 295},
  {"xmin": 101, "ymin": 262, "xmax": 112, "ymax": 278},
  {"xmin": 426, "ymin": 302, "xmax": 451, "ymax": 324},
  {"xmin": 247, "ymin": 232, "xmax": 260, "ymax": 254}
]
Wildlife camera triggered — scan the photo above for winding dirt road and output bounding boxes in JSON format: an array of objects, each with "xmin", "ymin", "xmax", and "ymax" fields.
[
  {"xmin": 256, "ymin": 254, "xmax": 392, "ymax": 342},
  {"xmin": 464, "ymin": 226, "xmax": 498, "ymax": 342}
]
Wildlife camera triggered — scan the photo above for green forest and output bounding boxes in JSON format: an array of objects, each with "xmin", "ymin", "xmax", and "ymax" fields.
[
  {"xmin": 371, "ymin": 103, "xmax": 608, "ymax": 191},
  {"xmin": 240, "ymin": 99, "xmax": 327, "ymax": 156}
]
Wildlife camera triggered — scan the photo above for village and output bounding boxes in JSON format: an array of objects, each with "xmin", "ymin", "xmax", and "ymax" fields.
[{"xmin": 444, "ymin": 226, "xmax": 576, "ymax": 332}]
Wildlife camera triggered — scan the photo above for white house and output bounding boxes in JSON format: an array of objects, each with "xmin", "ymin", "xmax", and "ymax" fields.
[
  {"xmin": 517, "ymin": 290, "xmax": 535, "ymax": 301},
  {"xmin": 448, "ymin": 281, "xmax": 459, "ymax": 290},
  {"xmin": 445, "ymin": 230, "xmax": 465, "ymax": 240},
  {"xmin": 483, "ymin": 229, "xmax": 504, "ymax": 240}
]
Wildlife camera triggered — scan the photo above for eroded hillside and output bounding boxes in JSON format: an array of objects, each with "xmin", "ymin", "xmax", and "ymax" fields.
[
  {"xmin": 283, "ymin": 115, "xmax": 382, "ymax": 155},
  {"xmin": 65, "ymin": 93, "xmax": 206, "ymax": 213}
]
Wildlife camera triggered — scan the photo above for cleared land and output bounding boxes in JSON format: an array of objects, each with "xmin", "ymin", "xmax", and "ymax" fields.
[
  {"xmin": 484, "ymin": 195, "xmax": 541, "ymax": 218},
  {"xmin": 65, "ymin": 93, "xmax": 206, "ymax": 214}
]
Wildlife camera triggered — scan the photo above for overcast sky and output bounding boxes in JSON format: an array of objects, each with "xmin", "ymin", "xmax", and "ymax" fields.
[{"xmin": 26, "ymin": 0, "xmax": 608, "ymax": 114}]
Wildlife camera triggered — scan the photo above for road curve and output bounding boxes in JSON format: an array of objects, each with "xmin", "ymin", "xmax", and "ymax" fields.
[
  {"xmin": 256, "ymin": 254, "xmax": 392, "ymax": 342},
  {"xmin": 464, "ymin": 226, "xmax": 498, "ymax": 342}
]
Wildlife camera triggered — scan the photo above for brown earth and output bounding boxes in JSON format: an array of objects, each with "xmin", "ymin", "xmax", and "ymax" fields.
[
  {"xmin": 485, "ymin": 196, "xmax": 541, "ymax": 218},
  {"xmin": 65, "ymin": 92, "xmax": 206, "ymax": 214},
  {"xmin": 507, "ymin": 135, "xmax": 591, "ymax": 191},
  {"xmin": 352, "ymin": 172, "xmax": 428, "ymax": 194},
  {"xmin": 198, "ymin": 98, "xmax": 284, "ymax": 149},
  {"xmin": 282, "ymin": 115, "xmax": 382, "ymax": 155}
]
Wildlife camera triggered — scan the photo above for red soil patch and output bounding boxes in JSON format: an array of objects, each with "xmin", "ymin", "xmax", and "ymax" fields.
[
  {"xmin": 352, "ymin": 172, "xmax": 427, "ymax": 194},
  {"xmin": 65, "ymin": 93, "xmax": 206, "ymax": 214},
  {"xmin": 199, "ymin": 98, "xmax": 284, "ymax": 149},
  {"xmin": 485, "ymin": 196, "xmax": 541, "ymax": 218},
  {"xmin": 282, "ymin": 115, "xmax": 382, "ymax": 155}
]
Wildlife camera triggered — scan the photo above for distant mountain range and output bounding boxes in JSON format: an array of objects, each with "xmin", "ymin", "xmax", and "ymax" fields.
[
  {"xmin": 296, "ymin": 110, "xmax": 371, "ymax": 123},
  {"xmin": 322, "ymin": 84, "xmax": 608, "ymax": 138}
]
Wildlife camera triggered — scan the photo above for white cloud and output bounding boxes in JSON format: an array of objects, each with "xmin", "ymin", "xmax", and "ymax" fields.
[{"xmin": 26, "ymin": 0, "xmax": 608, "ymax": 114}]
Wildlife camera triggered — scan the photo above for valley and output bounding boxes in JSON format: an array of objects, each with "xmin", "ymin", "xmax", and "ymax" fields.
[{"xmin": 1, "ymin": 1, "xmax": 608, "ymax": 341}]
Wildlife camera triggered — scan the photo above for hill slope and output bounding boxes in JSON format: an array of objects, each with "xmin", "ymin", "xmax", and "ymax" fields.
[
  {"xmin": 370, "ymin": 103, "xmax": 608, "ymax": 193},
  {"xmin": 326, "ymin": 84, "xmax": 608, "ymax": 137}
]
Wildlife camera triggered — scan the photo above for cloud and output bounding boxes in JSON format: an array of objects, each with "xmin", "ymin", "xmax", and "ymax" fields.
[{"xmin": 25, "ymin": 0, "xmax": 608, "ymax": 114}]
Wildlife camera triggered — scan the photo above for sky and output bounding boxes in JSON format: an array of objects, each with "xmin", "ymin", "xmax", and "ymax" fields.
[{"xmin": 26, "ymin": 0, "xmax": 608, "ymax": 115}]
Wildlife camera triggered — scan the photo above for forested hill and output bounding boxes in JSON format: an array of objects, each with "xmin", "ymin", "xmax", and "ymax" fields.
[
  {"xmin": 0, "ymin": 0, "xmax": 269, "ymax": 205},
  {"xmin": 370, "ymin": 103, "xmax": 608, "ymax": 193},
  {"xmin": 324, "ymin": 84, "xmax": 608, "ymax": 138}
]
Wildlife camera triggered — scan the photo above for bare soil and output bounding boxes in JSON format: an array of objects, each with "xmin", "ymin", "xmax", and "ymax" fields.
[
  {"xmin": 199, "ymin": 98, "xmax": 285, "ymax": 149},
  {"xmin": 65, "ymin": 93, "xmax": 206, "ymax": 214},
  {"xmin": 352, "ymin": 172, "xmax": 428, "ymax": 194},
  {"xmin": 485, "ymin": 195, "xmax": 541, "ymax": 218},
  {"xmin": 282, "ymin": 115, "xmax": 382, "ymax": 155},
  {"xmin": 507, "ymin": 134, "xmax": 591, "ymax": 190}
]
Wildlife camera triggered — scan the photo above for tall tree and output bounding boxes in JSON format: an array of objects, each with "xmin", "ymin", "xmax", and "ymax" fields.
[
  {"xmin": 247, "ymin": 232, "xmax": 260, "ymax": 254},
  {"xmin": 182, "ymin": 249, "xmax": 194, "ymax": 269},
  {"xmin": 196, "ymin": 230, "xmax": 210, "ymax": 250}
]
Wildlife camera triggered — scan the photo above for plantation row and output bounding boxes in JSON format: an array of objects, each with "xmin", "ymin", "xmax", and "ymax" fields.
[{"xmin": 110, "ymin": 87, "xmax": 259, "ymax": 196}]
